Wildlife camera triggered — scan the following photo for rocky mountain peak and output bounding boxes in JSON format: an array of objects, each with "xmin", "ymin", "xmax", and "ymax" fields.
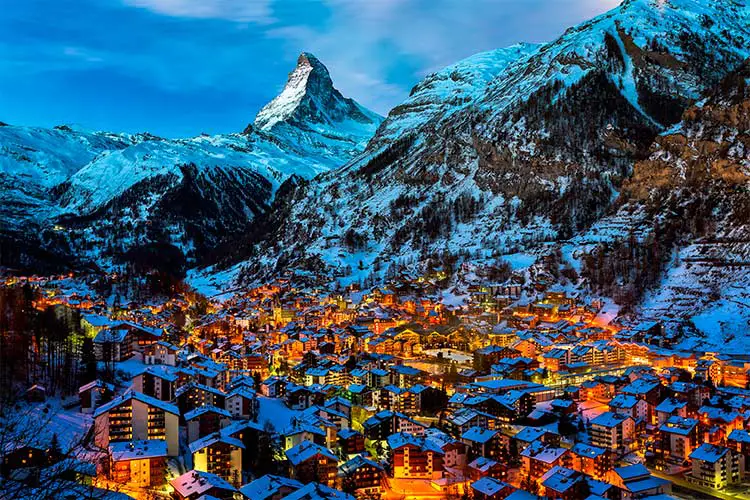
[{"xmin": 253, "ymin": 52, "xmax": 381, "ymax": 132}]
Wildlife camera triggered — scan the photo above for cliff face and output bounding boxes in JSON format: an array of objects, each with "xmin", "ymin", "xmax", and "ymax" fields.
[
  {"xmin": 624, "ymin": 63, "xmax": 750, "ymax": 202},
  {"xmin": 0, "ymin": 54, "xmax": 382, "ymax": 272},
  {"xmin": 238, "ymin": 0, "xmax": 750, "ymax": 286}
]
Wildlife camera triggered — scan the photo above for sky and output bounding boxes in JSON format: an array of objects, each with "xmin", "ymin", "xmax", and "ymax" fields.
[{"xmin": 0, "ymin": 0, "xmax": 620, "ymax": 138}]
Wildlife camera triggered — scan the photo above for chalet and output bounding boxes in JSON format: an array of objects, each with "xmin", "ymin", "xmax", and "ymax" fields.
[
  {"xmin": 610, "ymin": 464, "xmax": 671, "ymax": 500},
  {"xmin": 132, "ymin": 366, "xmax": 177, "ymax": 402},
  {"xmin": 655, "ymin": 397, "xmax": 688, "ymax": 426},
  {"xmin": 590, "ymin": 412, "xmax": 635, "ymax": 456},
  {"xmin": 93, "ymin": 391, "xmax": 179, "ymax": 456},
  {"xmin": 144, "ymin": 341, "xmax": 178, "ymax": 366},
  {"xmin": 78, "ymin": 380, "xmax": 114, "ymax": 414},
  {"xmin": 338, "ymin": 428, "xmax": 365, "ymax": 456},
  {"xmin": 608, "ymin": 394, "xmax": 649, "ymax": 422},
  {"xmin": 170, "ymin": 469, "xmax": 238, "ymax": 500},
  {"xmin": 184, "ymin": 405, "xmax": 232, "ymax": 443},
  {"xmin": 339, "ymin": 455, "xmax": 385, "ymax": 498},
  {"xmin": 471, "ymin": 476, "xmax": 514, "ymax": 500},
  {"xmin": 520, "ymin": 441, "xmax": 570, "ymax": 481},
  {"xmin": 688, "ymin": 443, "xmax": 742, "ymax": 489},
  {"xmin": 468, "ymin": 456, "xmax": 507, "ymax": 481},
  {"xmin": 658, "ymin": 416, "xmax": 698, "ymax": 464},
  {"xmin": 189, "ymin": 432, "xmax": 244, "ymax": 484},
  {"xmin": 540, "ymin": 466, "xmax": 587, "ymax": 500},
  {"xmin": 387, "ymin": 432, "xmax": 444, "ymax": 480},
  {"xmin": 461, "ymin": 427, "xmax": 505, "ymax": 462},
  {"xmin": 108, "ymin": 439, "xmax": 167, "ymax": 488},
  {"xmin": 285, "ymin": 441, "xmax": 338, "ymax": 487},
  {"xmin": 569, "ymin": 443, "xmax": 611, "ymax": 480},
  {"xmin": 176, "ymin": 383, "xmax": 227, "ymax": 415},
  {"xmin": 225, "ymin": 385, "xmax": 258, "ymax": 420},
  {"xmin": 239, "ymin": 474, "xmax": 303, "ymax": 500}
]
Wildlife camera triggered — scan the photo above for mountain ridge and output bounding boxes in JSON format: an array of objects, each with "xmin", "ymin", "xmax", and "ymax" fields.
[{"xmin": 0, "ymin": 53, "xmax": 382, "ymax": 272}]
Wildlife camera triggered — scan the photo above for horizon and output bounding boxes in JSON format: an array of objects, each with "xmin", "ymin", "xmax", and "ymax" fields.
[{"xmin": 0, "ymin": 0, "xmax": 619, "ymax": 138}]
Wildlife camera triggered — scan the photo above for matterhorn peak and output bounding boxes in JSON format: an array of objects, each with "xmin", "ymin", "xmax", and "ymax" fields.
[{"xmin": 253, "ymin": 52, "xmax": 381, "ymax": 132}]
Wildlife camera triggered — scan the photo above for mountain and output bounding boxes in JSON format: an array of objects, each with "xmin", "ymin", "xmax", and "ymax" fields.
[
  {"xmin": 235, "ymin": 0, "xmax": 750, "ymax": 287},
  {"xmin": 0, "ymin": 54, "xmax": 382, "ymax": 273},
  {"xmin": 570, "ymin": 60, "xmax": 750, "ymax": 352}
]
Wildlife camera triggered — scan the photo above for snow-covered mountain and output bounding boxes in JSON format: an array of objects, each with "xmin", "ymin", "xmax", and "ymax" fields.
[
  {"xmin": 0, "ymin": 54, "xmax": 382, "ymax": 271},
  {"xmin": 236, "ymin": 0, "xmax": 749, "ymax": 286}
]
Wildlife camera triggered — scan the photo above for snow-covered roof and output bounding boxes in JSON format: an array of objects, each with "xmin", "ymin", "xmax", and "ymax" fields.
[
  {"xmin": 239, "ymin": 474, "xmax": 303, "ymax": 500},
  {"xmin": 171, "ymin": 470, "xmax": 237, "ymax": 497},
  {"xmin": 109, "ymin": 439, "xmax": 167, "ymax": 461}
]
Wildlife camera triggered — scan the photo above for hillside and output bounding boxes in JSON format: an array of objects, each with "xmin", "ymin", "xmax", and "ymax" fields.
[{"xmin": 235, "ymin": 0, "xmax": 749, "ymax": 287}]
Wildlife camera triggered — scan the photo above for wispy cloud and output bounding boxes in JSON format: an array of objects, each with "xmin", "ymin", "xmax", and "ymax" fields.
[
  {"xmin": 0, "ymin": 0, "xmax": 621, "ymax": 135},
  {"xmin": 122, "ymin": 0, "xmax": 274, "ymax": 23}
]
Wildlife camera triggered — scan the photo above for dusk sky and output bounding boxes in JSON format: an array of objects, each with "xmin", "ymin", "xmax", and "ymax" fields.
[{"xmin": 1, "ymin": 0, "xmax": 620, "ymax": 137}]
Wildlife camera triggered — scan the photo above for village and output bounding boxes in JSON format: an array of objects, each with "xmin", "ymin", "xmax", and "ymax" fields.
[{"xmin": 2, "ymin": 269, "xmax": 750, "ymax": 500}]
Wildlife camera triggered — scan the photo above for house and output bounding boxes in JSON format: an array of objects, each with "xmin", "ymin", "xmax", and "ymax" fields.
[
  {"xmin": 569, "ymin": 443, "xmax": 611, "ymax": 480},
  {"xmin": 144, "ymin": 341, "xmax": 178, "ymax": 366},
  {"xmin": 471, "ymin": 476, "xmax": 514, "ymax": 500},
  {"xmin": 654, "ymin": 397, "xmax": 688, "ymax": 426},
  {"xmin": 540, "ymin": 466, "xmax": 587, "ymax": 500},
  {"xmin": 590, "ymin": 412, "xmax": 635, "ymax": 456},
  {"xmin": 520, "ymin": 441, "xmax": 570, "ymax": 482},
  {"xmin": 338, "ymin": 428, "xmax": 365, "ymax": 456},
  {"xmin": 239, "ymin": 474, "xmax": 303, "ymax": 500},
  {"xmin": 461, "ymin": 427, "xmax": 505, "ymax": 462},
  {"xmin": 78, "ymin": 380, "xmax": 114, "ymax": 414},
  {"xmin": 189, "ymin": 432, "xmax": 244, "ymax": 484},
  {"xmin": 468, "ymin": 456, "xmax": 507, "ymax": 481},
  {"xmin": 339, "ymin": 454, "xmax": 385, "ymax": 498},
  {"xmin": 185, "ymin": 405, "xmax": 232, "ymax": 443},
  {"xmin": 108, "ymin": 440, "xmax": 167, "ymax": 488},
  {"xmin": 131, "ymin": 366, "xmax": 177, "ymax": 401},
  {"xmin": 658, "ymin": 416, "xmax": 699, "ymax": 464},
  {"xmin": 285, "ymin": 441, "xmax": 338, "ymax": 487},
  {"xmin": 688, "ymin": 444, "xmax": 742, "ymax": 489},
  {"xmin": 608, "ymin": 394, "xmax": 648, "ymax": 422},
  {"xmin": 170, "ymin": 469, "xmax": 238, "ymax": 500},
  {"xmin": 225, "ymin": 386, "xmax": 259, "ymax": 420},
  {"xmin": 610, "ymin": 464, "xmax": 671, "ymax": 500},
  {"xmin": 283, "ymin": 482, "xmax": 356, "ymax": 500},
  {"xmin": 176, "ymin": 383, "xmax": 227, "ymax": 415},
  {"xmin": 93, "ymin": 391, "xmax": 179, "ymax": 456},
  {"xmin": 728, "ymin": 429, "xmax": 750, "ymax": 479},
  {"xmin": 387, "ymin": 432, "xmax": 444, "ymax": 480}
]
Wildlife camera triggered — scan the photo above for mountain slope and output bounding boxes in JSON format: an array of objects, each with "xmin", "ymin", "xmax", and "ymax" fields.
[
  {"xmin": 238, "ymin": 0, "xmax": 749, "ymax": 287},
  {"xmin": 0, "ymin": 54, "xmax": 382, "ymax": 272}
]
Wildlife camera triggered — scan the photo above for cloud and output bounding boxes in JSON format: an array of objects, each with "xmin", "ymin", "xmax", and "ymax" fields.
[
  {"xmin": 0, "ymin": 0, "xmax": 623, "ymax": 135},
  {"xmin": 122, "ymin": 0, "xmax": 274, "ymax": 23}
]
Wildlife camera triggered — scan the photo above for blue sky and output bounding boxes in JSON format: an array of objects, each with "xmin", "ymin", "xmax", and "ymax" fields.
[{"xmin": 0, "ymin": 0, "xmax": 620, "ymax": 137}]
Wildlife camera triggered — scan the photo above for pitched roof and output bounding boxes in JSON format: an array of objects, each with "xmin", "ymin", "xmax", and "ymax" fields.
[{"xmin": 285, "ymin": 441, "xmax": 337, "ymax": 466}]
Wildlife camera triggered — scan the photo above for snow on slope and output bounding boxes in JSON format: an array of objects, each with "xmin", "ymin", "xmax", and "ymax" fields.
[
  {"xmin": 1, "ymin": 53, "xmax": 383, "ymax": 270},
  {"xmin": 237, "ymin": 0, "xmax": 749, "ymax": 289},
  {"xmin": 368, "ymin": 43, "xmax": 540, "ymax": 149}
]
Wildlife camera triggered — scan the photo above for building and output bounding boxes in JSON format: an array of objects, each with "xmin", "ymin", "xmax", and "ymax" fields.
[
  {"xmin": 189, "ymin": 432, "xmax": 244, "ymax": 484},
  {"xmin": 659, "ymin": 416, "xmax": 698, "ymax": 464},
  {"xmin": 387, "ymin": 432, "xmax": 444, "ymax": 480},
  {"xmin": 471, "ymin": 476, "xmax": 514, "ymax": 500},
  {"xmin": 78, "ymin": 380, "xmax": 114, "ymax": 414},
  {"xmin": 108, "ymin": 439, "xmax": 167, "ymax": 488},
  {"xmin": 590, "ymin": 412, "xmax": 635, "ymax": 456},
  {"xmin": 285, "ymin": 441, "xmax": 338, "ymax": 487},
  {"xmin": 239, "ymin": 474, "xmax": 303, "ymax": 500},
  {"xmin": 339, "ymin": 454, "xmax": 385, "ymax": 498},
  {"xmin": 170, "ymin": 469, "xmax": 238, "ymax": 500},
  {"xmin": 688, "ymin": 444, "xmax": 742, "ymax": 489},
  {"xmin": 93, "ymin": 391, "xmax": 179, "ymax": 456}
]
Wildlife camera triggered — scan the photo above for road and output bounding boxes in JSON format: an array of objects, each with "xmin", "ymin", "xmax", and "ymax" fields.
[{"xmin": 648, "ymin": 467, "xmax": 749, "ymax": 500}]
